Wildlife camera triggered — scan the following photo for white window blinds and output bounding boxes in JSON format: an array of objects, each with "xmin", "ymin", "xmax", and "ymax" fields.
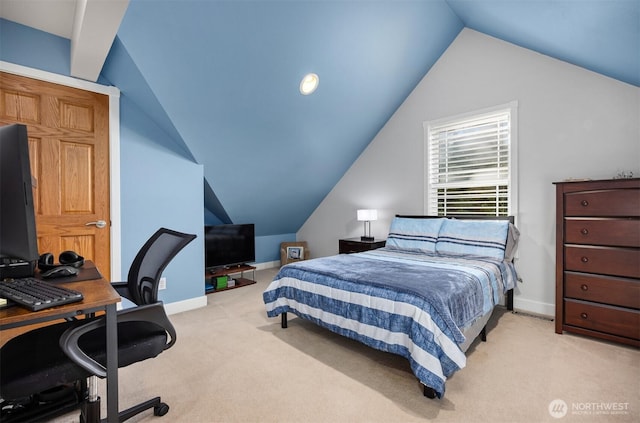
[{"xmin": 425, "ymin": 105, "xmax": 515, "ymax": 216}]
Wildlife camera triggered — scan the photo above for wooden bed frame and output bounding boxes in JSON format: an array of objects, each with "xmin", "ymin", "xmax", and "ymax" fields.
[{"xmin": 279, "ymin": 214, "xmax": 516, "ymax": 399}]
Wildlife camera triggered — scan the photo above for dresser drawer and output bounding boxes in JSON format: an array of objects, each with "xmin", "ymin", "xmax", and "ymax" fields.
[
  {"xmin": 564, "ymin": 188, "xmax": 640, "ymax": 217},
  {"xmin": 565, "ymin": 218, "xmax": 640, "ymax": 247},
  {"xmin": 565, "ymin": 272, "xmax": 640, "ymax": 309},
  {"xmin": 565, "ymin": 245, "xmax": 640, "ymax": 278},
  {"xmin": 564, "ymin": 299, "xmax": 640, "ymax": 340}
]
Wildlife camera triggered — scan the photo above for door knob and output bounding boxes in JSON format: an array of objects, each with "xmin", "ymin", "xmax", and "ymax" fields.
[{"xmin": 86, "ymin": 220, "xmax": 107, "ymax": 229}]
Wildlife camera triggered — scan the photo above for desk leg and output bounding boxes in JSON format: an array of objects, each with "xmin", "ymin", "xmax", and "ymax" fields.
[{"xmin": 105, "ymin": 303, "xmax": 119, "ymax": 422}]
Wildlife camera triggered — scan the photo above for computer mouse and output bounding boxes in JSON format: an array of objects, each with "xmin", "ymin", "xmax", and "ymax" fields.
[{"xmin": 41, "ymin": 265, "xmax": 80, "ymax": 279}]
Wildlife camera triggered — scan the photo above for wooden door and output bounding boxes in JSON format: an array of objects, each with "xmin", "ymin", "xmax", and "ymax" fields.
[{"xmin": 0, "ymin": 72, "xmax": 111, "ymax": 280}]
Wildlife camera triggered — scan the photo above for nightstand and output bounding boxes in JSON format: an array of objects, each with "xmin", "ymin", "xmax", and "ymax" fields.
[{"xmin": 339, "ymin": 238, "xmax": 386, "ymax": 254}]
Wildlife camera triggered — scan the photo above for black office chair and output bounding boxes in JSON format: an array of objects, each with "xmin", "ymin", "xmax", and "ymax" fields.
[{"xmin": 0, "ymin": 227, "xmax": 196, "ymax": 423}]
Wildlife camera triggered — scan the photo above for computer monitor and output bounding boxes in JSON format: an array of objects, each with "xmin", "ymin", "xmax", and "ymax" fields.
[{"xmin": 0, "ymin": 123, "xmax": 39, "ymax": 278}]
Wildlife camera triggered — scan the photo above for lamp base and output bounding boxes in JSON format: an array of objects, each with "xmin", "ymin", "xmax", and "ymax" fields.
[{"xmin": 360, "ymin": 236, "xmax": 375, "ymax": 242}]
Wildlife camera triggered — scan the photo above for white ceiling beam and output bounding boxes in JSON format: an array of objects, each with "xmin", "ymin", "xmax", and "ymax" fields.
[{"xmin": 70, "ymin": 0, "xmax": 129, "ymax": 82}]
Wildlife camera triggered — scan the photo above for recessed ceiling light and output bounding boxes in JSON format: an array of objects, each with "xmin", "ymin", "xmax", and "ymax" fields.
[{"xmin": 300, "ymin": 73, "xmax": 319, "ymax": 95}]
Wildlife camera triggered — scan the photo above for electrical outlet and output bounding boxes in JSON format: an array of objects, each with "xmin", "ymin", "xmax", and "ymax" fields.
[{"xmin": 159, "ymin": 277, "xmax": 167, "ymax": 290}]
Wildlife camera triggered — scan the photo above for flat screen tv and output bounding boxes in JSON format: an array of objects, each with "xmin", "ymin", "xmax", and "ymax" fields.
[
  {"xmin": 0, "ymin": 124, "xmax": 39, "ymax": 278},
  {"xmin": 204, "ymin": 224, "xmax": 255, "ymax": 270}
]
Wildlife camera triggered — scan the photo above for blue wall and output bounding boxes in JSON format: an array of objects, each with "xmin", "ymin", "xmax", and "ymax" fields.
[
  {"xmin": 0, "ymin": 19, "xmax": 69, "ymax": 76},
  {"xmin": 257, "ymin": 233, "xmax": 296, "ymax": 264},
  {"xmin": 119, "ymin": 97, "xmax": 204, "ymax": 302},
  {"xmin": 1, "ymin": 19, "xmax": 289, "ymax": 306}
]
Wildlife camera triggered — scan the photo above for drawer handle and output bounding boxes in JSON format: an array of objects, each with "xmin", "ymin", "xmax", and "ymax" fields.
[
  {"xmin": 580, "ymin": 312, "xmax": 588, "ymax": 319},
  {"xmin": 580, "ymin": 228, "xmax": 589, "ymax": 235},
  {"xmin": 581, "ymin": 284, "xmax": 589, "ymax": 291},
  {"xmin": 581, "ymin": 256, "xmax": 589, "ymax": 263},
  {"xmin": 581, "ymin": 200, "xmax": 589, "ymax": 207}
]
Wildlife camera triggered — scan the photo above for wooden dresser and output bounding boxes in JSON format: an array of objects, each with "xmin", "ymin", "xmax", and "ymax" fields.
[{"xmin": 554, "ymin": 178, "xmax": 640, "ymax": 347}]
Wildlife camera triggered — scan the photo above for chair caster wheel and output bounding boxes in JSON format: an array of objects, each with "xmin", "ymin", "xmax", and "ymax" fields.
[{"xmin": 154, "ymin": 403, "xmax": 169, "ymax": 416}]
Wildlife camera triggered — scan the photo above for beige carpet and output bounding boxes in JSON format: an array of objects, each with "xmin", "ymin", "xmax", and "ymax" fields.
[{"xmin": 55, "ymin": 268, "xmax": 639, "ymax": 423}]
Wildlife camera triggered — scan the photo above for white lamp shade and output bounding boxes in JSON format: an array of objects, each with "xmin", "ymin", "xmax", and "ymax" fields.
[{"xmin": 357, "ymin": 209, "xmax": 378, "ymax": 221}]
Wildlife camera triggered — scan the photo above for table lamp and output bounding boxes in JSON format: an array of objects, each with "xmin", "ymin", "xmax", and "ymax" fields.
[{"xmin": 357, "ymin": 209, "xmax": 377, "ymax": 241}]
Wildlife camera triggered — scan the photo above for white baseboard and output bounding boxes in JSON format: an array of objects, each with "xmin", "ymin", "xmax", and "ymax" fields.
[
  {"xmin": 252, "ymin": 260, "xmax": 280, "ymax": 270},
  {"xmin": 513, "ymin": 297, "xmax": 555, "ymax": 319},
  {"xmin": 165, "ymin": 295, "xmax": 207, "ymax": 315}
]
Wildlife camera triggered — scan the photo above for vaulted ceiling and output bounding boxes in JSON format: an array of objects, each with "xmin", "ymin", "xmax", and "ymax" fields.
[{"xmin": 2, "ymin": 0, "xmax": 638, "ymax": 236}]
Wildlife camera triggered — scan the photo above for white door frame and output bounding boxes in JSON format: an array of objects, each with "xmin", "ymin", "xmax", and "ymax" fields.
[{"xmin": 0, "ymin": 61, "xmax": 122, "ymax": 280}]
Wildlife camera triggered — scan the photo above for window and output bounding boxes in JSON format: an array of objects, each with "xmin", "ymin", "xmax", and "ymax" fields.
[{"xmin": 424, "ymin": 102, "xmax": 517, "ymax": 216}]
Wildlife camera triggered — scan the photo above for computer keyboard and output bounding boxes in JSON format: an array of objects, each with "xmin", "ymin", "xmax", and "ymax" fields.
[{"xmin": 0, "ymin": 277, "xmax": 83, "ymax": 312}]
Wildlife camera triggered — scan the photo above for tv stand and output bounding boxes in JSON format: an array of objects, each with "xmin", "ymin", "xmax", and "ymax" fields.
[{"xmin": 205, "ymin": 264, "xmax": 256, "ymax": 294}]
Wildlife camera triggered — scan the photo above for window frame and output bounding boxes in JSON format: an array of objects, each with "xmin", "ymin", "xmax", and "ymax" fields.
[{"xmin": 423, "ymin": 101, "xmax": 518, "ymax": 217}]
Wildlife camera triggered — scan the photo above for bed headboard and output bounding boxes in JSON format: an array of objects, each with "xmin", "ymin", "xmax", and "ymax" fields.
[{"xmin": 395, "ymin": 215, "xmax": 515, "ymax": 225}]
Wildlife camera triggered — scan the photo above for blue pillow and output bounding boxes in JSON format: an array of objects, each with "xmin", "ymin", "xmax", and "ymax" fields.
[
  {"xmin": 435, "ymin": 219, "xmax": 509, "ymax": 260},
  {"xmin": 386, "ymin": 217, "xmax": 446, "ymax": 254}
]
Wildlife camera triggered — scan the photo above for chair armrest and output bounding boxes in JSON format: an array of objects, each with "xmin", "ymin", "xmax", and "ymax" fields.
[
  {"xmin": 111, "ymin": 281, "xmax": 134, "ymax": 302},
  {"xmin": 59, "ymin": 302, "xmax": 177, "ymax": 378}
]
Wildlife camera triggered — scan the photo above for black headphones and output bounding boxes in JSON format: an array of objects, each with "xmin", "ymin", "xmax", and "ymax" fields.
[{"xmin": 38, "ymin": 250, "xmax": 85, "ymax": 272}]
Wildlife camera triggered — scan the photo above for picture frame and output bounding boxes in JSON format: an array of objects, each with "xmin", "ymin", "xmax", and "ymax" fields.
[
  {"xmin": 280, "ymin": 241, "xmax": 309, "ymax": 266},
  {"xmin": 286, "ymin": 246, "xmax": 304, "ymax": 260}
]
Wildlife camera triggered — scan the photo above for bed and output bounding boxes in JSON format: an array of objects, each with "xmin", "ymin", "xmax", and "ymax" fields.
[{"xmin": 263, "ymin": 215, "xmax": 519, "ymax": 398}]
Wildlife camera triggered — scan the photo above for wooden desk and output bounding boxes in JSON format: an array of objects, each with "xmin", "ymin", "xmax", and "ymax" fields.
[{"xmin": 0, "ymin": 267, "xmax": 121, "ymax": 423}]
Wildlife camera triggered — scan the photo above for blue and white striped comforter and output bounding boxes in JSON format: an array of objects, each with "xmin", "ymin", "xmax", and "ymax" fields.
[{"xmin": 263, "ymin": 248, "xmax": 518, "ymax": 398}]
